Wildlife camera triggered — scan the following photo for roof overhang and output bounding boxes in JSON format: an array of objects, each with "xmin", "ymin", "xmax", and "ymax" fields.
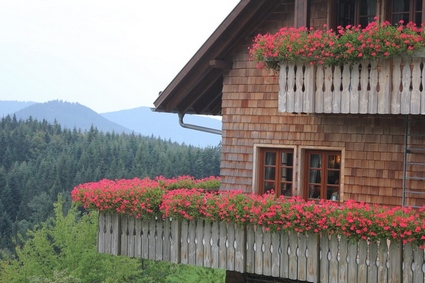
[{"xmin": 153, "ymin": 0, "xmax": 282, "ymax": 116}]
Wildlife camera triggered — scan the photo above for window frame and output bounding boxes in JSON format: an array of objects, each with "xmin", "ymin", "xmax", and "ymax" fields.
[
  {"xmin": 255, "ymin": 146, "xmax": 296, "ymax": 198},
  {"xmin": 387, "ymin": 0, "xmax": 425, "ymax": 26},
  {"xmin": 303, "ymin": 149, "xmax": 342, "ymax": 201},
  {"xmin": 330, "ymin": 0, "xmax": 378, "ymax": 29}
]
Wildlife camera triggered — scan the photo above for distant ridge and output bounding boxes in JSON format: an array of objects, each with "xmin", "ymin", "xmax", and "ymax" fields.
[
  {"xmin": 0, "ymin": 100, "xmax": 222, "ymax": 147},
  {"xmin": 13, "ymin": 100, "xmax": 132, "ymax": 134},
  {"xmin": 101, "ymin": 107, "xmax": 222, "ymax": 147},
  {"xmin": 0, "ymin": 100, "xmax": 35, "ymax": 117}
]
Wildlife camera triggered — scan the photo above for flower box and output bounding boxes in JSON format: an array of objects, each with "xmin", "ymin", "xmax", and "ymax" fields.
[{"xmin": 97, "ymin": 212, "xmax": 423, "ymax": 283}]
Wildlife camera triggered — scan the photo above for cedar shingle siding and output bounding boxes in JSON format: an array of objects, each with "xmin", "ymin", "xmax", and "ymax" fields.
[{"xmin": 220, "ymin": 1, "xmax": 425, "ymax": 207}]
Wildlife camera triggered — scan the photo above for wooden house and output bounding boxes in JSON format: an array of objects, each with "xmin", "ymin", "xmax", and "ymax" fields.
[
  {"xmin": 154, "ymin": 0, "xmax": 425, "ymax": 208},
  {"xmin": 95, "ymin": 1, "xmax": 425, "ymax": 283}
]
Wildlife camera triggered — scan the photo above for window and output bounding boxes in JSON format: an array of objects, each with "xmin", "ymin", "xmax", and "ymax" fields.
[
  {"xmin": 389, "ymin": 0, "xmax": 425, "ymax": 26},
  {"xmin": 335, "ymin": 0, "xmax": 377, "ymax": 28},
  {"xmin": 259, "ymin": 148, "xmax": 294, "ymax": 197},
  {"xmin": 305, "ymin": 150, "xmax": 341, "ymax": 201}
]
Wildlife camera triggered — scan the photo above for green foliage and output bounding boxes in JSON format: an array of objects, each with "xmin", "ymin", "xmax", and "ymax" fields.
[
  {"xmin": 139, "ymin": 260, "xmax": 225, "ymax": 283},
  {"xmin": 0, "ymin": 195, "xmax": 143, "ymax": 282},
  {"xmin": 0, "ymin": 196, "xmax": 225, "ymax": 283},
  {"xmin": 0, "ymin": 115, "xmax": 221, "ymax": 252}
]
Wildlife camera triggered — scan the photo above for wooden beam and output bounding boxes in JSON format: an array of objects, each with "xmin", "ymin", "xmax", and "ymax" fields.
[
  {"xmin": 210, "ymin": 60, "xmax": 232, "ymax": 70},
  {"xmin": 294, "ymin": 0, "xmax": 309, "ymax": 28}
]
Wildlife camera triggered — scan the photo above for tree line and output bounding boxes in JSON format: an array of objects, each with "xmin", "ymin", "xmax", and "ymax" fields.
[{"xmin": 0, "ymin": 115, "xmax": 221, "ymax": 253}]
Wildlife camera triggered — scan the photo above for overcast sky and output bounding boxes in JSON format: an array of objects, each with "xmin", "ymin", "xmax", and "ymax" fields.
[{"xmin": 0, "ymin": 0, "xmax": 240, "ymax": 113}]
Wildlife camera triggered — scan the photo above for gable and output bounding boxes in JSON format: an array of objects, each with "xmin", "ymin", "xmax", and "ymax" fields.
[{"xmin": 153, "ymin": 0, "xmax": 284, "ymax": 116}]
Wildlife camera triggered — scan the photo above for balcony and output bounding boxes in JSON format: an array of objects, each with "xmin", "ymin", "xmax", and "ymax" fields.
[
  {"xmin": 98, "ymin": 212, "xmax": 425, "ymax": 283},
  {"xmin": 278, "ymin": 55, "xmax": 425, "ymax": 115}
]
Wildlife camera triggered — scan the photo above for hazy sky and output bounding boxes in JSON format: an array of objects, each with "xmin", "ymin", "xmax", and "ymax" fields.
[{"xmin": 0, "ymin": 0, "xmax": 240, "ymax": 113}]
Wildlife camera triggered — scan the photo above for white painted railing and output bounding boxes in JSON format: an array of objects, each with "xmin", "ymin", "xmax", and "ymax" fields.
[
  {"xmin": 98, "ymin": 212, "xmax": 425, "ymax": 283},
  {"xmin": 278, "ymin": 55, "xmax": 425, "ymax": 115}
]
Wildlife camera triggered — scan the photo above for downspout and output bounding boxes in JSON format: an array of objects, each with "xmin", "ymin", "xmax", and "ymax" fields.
[{"xmin": 178, "ymin": 113, "xmax": 222, "ymax": 135}]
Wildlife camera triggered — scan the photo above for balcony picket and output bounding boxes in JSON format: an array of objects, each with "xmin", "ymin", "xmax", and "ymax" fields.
[
  {"xmin": 279, "ymin": 55, "xmax": 425, "ymax": 115},
  {"xmin": 98, "ymin": 212, "xmax": 425, "ymax": 283}
]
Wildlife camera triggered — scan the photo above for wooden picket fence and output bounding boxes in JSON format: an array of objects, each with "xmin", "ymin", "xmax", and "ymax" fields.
[
  {"xmin": 278, "ymin": 53, "xmax": 425, "ymax": 115},
  {"xmin": 97, "ymin": 212, "xmax": 425, "ymax": 283}
]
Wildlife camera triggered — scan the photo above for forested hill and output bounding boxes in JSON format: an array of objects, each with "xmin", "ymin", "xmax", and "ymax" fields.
[
  {"xmin": 13, "ymin": 100, "xmax": 132, "ymax": 134},
  {"xmin": 0, "ymin": 115, "xmax": 221, "ymax": 253},
  {"xmin": 1, "ymin": 100, "xmax": 222, "ymax": 148}
]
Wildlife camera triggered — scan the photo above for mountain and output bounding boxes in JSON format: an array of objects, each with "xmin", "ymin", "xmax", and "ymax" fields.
[
  {"xmin": 101, "ymin": 107, "xmax": 222, "ymax": 147},
  {"xmin": 13, "ymin": 100, "xmax": 132, "ymax": 134},
  {"xmin": 0, "ymin": 100, "xmax": 35, "ymax": 117},
  {"xmin": 2, "ymin": 100, "xmax": 222, "ymax": 147}
]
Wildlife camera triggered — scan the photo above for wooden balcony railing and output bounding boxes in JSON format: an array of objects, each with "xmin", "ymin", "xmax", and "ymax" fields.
[
  {"xmin": 97, "ymin": 212, "xmax": 425, "ymax": 283},
  {"xmin": 278, "ymin": 55, "xmax": 425, "ymax": 115}
]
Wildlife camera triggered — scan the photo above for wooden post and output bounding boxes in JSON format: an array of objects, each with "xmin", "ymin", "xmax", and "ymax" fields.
[
  {"xmin": 294, "ymin": 0, "xmax": 309, "ymax": 28},
  {"xmin": 288, "ymin": 231, "xmax": 298, "ymax": 280},
  {"xmin": 368, "ymin": 241, "xmax": 378, "ymax": 283},
  {"xmin": 141, "ymin": 219, "xmax": 149, "ymax": 260},
  {"xmin": 412, "ymin": 244, "xmax": 424, "ymax": 282},
  {"xmin": 218, "ymin": 221, "xmax": 227, "ymax": 269},
  {"xmin": 234, "ymin": 223, "xmax": 245, "ymax": 273},
  {"xmin": 195, "ymin": 219, "xmax": 204, "ymax": 267},
  {"xmin": 120, "ymin": 215, "xmax": 128, "ymax": 257},
  {"xmin": 211, "ymin": 221, "xmax": 219, "ymax": 269},
  {"xmin": 203, "ymin": 220, "xmax": 212, "ymax": 268},
  {"xmin": 388, "ymin": 240, "xmax": 402, "ymax": 283},
  {"xmin": 280, "ymin": 231, "xmax": 290, "ymax": 279},
  {"xmin": 254, "ymin": 225, "xmax": 264, "ymax": 275},
  {"xmin": 328, "ymin": 234, "xmax": 339, "ymax": 283},
  {"xmin": 350, "ymin": 63, "xmax": 360, "ymax": 114},
  {"xmin": 97, "ymin": 212, "xmax": 106, "ymax": 254},
  {"xmin": 188, "ymin": 220, "xmax": 196, "ymax": 265},
  {"xmin": 163, "ymin": 217, "xmax": 171, "ymax": 262},
  {"xmin": 297, "ymin": 233, "xmax": 307, "ymax": 281},
  {"xmin": 402, "ymin": 243, "xmax": 413, "ymax": 283},
  {"xmin": 170, "ymin": 218, "xmax": 181, "ymax": 264},
  {"xmin": 263, "ymin": 228, "xmax": 272, "ymax": 276},
  {"xmin": 181, "ymin": 220, "xmax": 189, "ymax": 264},
  {"xmin": 127, "ymin": 216, "xmax": 136, "ymax": 258},
  {"xmin": 245, "ymin": 224, "xmax": 255, "ymax": 274},
  {"xmin": 320, "ymin": 233, "xmax": 330, "ymax": 282},
  {"xmin": 134, "ymin": 217, "xmax": 142, "ymax": 258},
  {"xmin": 155, "ymin": 217, "xmax": 163, "ymax": 261},
  {"xmin": 377, "ymin": 240, "xmax": 389, "ymax": 283},
  {"xmin": 271, "ymin": 232, "xmax": 280, "ymax": 278},
  {"xmin": 338, "ymin": 235, "xmax": 348, "ymax": 283},
  {"xmin": 347, "ymin": 241, "xmax": 358, "ymax": 283},
  {"xmin": 148, "ymin": 218, "xmax": 156, "ymax": 260}
]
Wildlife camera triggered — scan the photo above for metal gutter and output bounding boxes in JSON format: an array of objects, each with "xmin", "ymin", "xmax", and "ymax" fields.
[{"xmin": 178, "ymin": 113, "xmax": 222, "ymax": 135}]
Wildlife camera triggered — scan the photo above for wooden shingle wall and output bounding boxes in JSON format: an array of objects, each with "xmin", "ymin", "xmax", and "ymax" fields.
[{"xmin": 220, "ymin": 0, "xmax": 424, "ymax": 207}]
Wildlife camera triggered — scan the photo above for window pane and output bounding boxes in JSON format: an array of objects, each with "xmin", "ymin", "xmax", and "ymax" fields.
[
  {"xmin": 264, "ymin": 167, "xmax": 275, "ymax": 180},
  {"xmin": 309, "ymin": 169, "xmax": 321, "ymax": 183},
  {"xmin": 308, "ymin": 185, "xmax": 321, "ymax": 199},
  {"xmin": 264, "ymin": 182, "xmax": 275, "ymax": 194},
  {"xmin": 415, "ymin": 12, "xmax": 422, "ymax": 25},
  {"xmin": 265, "ymin": 152, "xmax": 276, "ymax": 165},
  {"xmin": 327, "ymin": 171, "xmax": 340, "ymax": 185},
  {"xmin": 415, "ymin": 0, "xmax": 422, "ymax": 26},
  {"xmin": 392, "ymin": 0, "xmax": 410, "ymax": 24},
  {"xmin": 359, "ymin": 0, "xmax": 376, "ymax": 27},
  {"xmin": 337, "ymin": 0, "xmax": 355, "ymax": 27},
  {"xmin": 393, "ymin": 0, "xmax": 410, "ymax": 12},
  {"xmin": 280, "ymin": 183, "xmax": 292, "ymax": 197},
  {"xmin": 327, "ymin": 186, "xmax": 339, "ymax": 201},
  {"xmin": 310, "ymin": 154, "xmax": 321, "ymax": 168},
  {"xmin": 281, "ymin": 168, "xmax": 293, "ymax": 182},
  {"xmin": 281, "ymin": 152, "xmax": 293, "ymax": 166},
  {"xmin": 327, "ymin": 154, "xmax": 341, "ymax": 169}
]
